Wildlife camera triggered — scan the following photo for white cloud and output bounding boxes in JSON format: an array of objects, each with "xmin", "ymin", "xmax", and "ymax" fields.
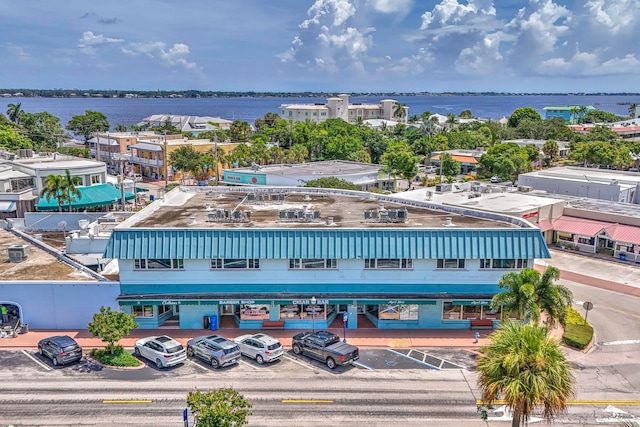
[
  {"xmin": 585, "ymin": 0, "xmax": 638, "ymax": 34},
  {"xmin": 78, "ymin": 31, "xmax": 123, "ymax": 54},
  {"xmin": 121, "ymin": 41, "xmax": 200, "ymax": 71},
  {"xmin": 455, "ymin": 33, "xmax": 504, "ymax": 75},
  {"xmin": 506, "ymin": 0, "xmax": 572, "ymax": 55},
  {"xmin": 300, "ymin": 0, "xmax": 356, "ymax": 28},
  {"xmin": 368, "ymin": 0, "xmax": 413, "ymax": 14},
  {"xmin": 421, "ymin": 0, "xmax": 496, "ymax": 29},
  {"xmin": 6, "ymin": 42, "xmax": 29, "ymax": 58}
]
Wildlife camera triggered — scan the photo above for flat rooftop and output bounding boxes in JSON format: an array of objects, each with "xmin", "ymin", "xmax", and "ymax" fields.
[
  {"xmin": 128, "ymin": 188, "xmax": 518, "ymax": 229},
  {"xmin": 521, "ymin": 166, "xmax": 640, "ymax": 188},
  {"xmin": 231, "ymin": 160, "xmax": 383, "ymax": 177}
]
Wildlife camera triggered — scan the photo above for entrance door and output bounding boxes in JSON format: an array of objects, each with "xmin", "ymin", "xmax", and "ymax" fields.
[{"xmin": 221, "ymin": 304, "xmax": 235, "ymax": 315}]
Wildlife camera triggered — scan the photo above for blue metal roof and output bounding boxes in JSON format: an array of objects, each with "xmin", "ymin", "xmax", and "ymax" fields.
[{"xmin": 104, "ymin": 228, "xmax": 550, "ymax": 260}]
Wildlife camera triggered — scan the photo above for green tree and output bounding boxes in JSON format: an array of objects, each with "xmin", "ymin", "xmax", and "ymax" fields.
[
  {"xmin": 459, "ymin": 109, "xmax": 473, "ymax": 119},
  {"xmin": 476, "ymin": 321, "xmax": 574, "ymax": 427},
  {"xmin": 439, "ymin": 152, "xmax": 461, "ymax": 178},
  {"xmin": 542, "ymin": 140, "xmax": 559, "ymax": 166},
  {"xmin": 393, "ymin": 102, "xmax": 407, "ymax": 122},
  {"xmin": 507, "ymin": 107, "xmax": 542, "ymax": 128},
  {"xmin": 114, "ymin": 123, "xmax": 127, "ymax": 132},
  {"xmin": 229, "ymin": 120, "xmax": 252, "ymax": 141},
  {"xmin": 381, "ymin": 140, "xmax": 418, "ymax": 186},
  {"xmin": 629, "ymin": 103, "xmax": 638, "ymax": 119},
  {"xmin": 40, "ymin": 174, "xmax": 67, "ymax": 212},
  {"xmin": 479, "ymin": 143, "xmax": 531, "ymax": 183},
  {"xmin": 6, "ymin": 102, "xmax": 24, "ymax": 124},
  {"xmin": 524, "ymin": 143, "xmax": 541, "ymax": 163},
  {"xmin": 66, "ymin": 110, "xmax": 110, "ymax": 144},
  {"xmin": 61, "ymin": 169, "xmax": 82, "ymax": 212},
  {"xmin": 187, "ymin": 388, "xmax": 252, "ymax": 427},
  {"xmin": 491, "ymin": 268, "xmax": 540, "ymax": 324},
  {"xmin": 532, "ymin": 266, "xmax": 573, "ymax": 327},
  {"xmin": 21, "ymin": 111, "xmax": 66, "ymax": 151},
  {"xmin": 0, "ymin": 123, "xmax": 32, "ymax": 151},
  {"xmin": 304, "ymin": 177, "xmax": 358, "ymax": 190},
  {"xmin": 87, "ymin": 306, "xmax": 138, "ymax": 355},
  {"xmin": 170, "ymin": 145, "xmax": 204, "ymax": 177}
]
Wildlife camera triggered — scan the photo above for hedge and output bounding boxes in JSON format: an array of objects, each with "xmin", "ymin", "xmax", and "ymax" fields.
[{"xmin": 562, "ymin": 306, "xmax": 594, "ymax": 350}]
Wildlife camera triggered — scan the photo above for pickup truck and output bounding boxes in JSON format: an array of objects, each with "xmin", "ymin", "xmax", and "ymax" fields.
[{"xmin": 291, "ymin": 330, "xmax": 359, "ymax": 369}]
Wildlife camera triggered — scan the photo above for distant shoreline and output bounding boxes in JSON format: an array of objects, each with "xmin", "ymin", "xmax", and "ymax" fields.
[{"xmin": 2, "ymin": 90, "xmax": 640, "ymax": 99}]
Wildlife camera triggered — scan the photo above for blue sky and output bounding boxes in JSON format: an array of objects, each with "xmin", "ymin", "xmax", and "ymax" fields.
[{"xmin": 1, "ymin": 0, "xmax": 638, "ymax": 93}]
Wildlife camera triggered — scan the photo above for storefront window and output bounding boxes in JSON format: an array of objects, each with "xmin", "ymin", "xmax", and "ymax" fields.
[
  {"xmin": 158, "ymin": 305, "xmax": 172, "ymax": 315},
  {"xmin": 442, "ymin": 302, "xmax": 462, "ymax": 320},
  {"xmin": 132, "ymin": 305, "xmax": 154, "ymax": 318},
  {"xmin": 378, "ymin": 304, "xmax": 419, "ymax": 320},
  {"xmin": 240, "ymin": 304, "xmax": 270, "ymax": 320},
  {"xmin": 462, "ymin": 305, "xmax": 482, "ymax": 319}
]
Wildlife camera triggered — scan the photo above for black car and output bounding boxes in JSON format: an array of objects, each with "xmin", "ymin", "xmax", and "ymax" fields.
[{"xmin": 38, "ymin": 335, "xmax": 83, "ymax": 366}]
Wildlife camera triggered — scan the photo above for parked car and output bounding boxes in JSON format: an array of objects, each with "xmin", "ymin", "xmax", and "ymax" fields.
[
  {"xmin": 133, "ymin": 173, "xmax": 143, "ymax": 182},
  {"xmin": 234, "ymin": 333, "xmax": 283, "ymax": 364},
  {"xmin": 291, "ymin": 330, "xmax": 359, "ymax": 369},
  {"xmin": 186, "ymin": 335, "xmax": 241, "ymax": 369},
  {"xmin": 134, "ymin": 335, "xmax": 187, "ymax": 368},
  {"xmin": 490, "ymin": 176, "xmax": 500, "ymax": 183},
  {"xmin": 37, "ymin": 335, "xmax": 83, "ymax": 366}
]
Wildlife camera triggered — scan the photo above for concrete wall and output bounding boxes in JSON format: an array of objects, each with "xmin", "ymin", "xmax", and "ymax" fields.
[
  {"xmin": 519, "ymin": 175, "xmax": 624, "ymax": 202},
  {"xmin": 0, "ymin": 281, "xmax": 120, "ymax": 329},
  {"xmin": 23, "ymin": 212, "xmax": 105, "ymax": 232}
]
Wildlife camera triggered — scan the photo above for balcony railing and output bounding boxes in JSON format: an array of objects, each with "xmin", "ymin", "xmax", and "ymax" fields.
[{"xmin": 129, "ymin": 156, "xmax": 164, "ymax": 166}]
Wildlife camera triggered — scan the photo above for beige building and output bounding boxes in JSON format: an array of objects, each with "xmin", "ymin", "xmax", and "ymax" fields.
[{"xmin": 280, "ymin": 94, "xmax": 408, "ymax": 125}]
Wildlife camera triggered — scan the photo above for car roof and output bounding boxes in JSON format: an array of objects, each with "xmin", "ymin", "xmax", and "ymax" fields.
[
  {"xmin": 43, "ymin": 335, "xmax": 79, "ymax": 346},
  {"xmin": 203, "ymin": 335, "xmax": 236, "ymax": 347},
  {"xmin": 251, "ymin": 333, "xmax": 279, "ymax": 344}
]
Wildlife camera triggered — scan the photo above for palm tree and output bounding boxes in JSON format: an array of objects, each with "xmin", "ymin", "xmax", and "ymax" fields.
[
  {"xmin": 40, "ymin": 174, "xmax": 67, "ymax": 212},
  {"xmin": 629, "ymin": 103, "xmax": 638, "ymax": 119},
  {"xmin": 568, "ymin": 107, "xmax": 580, "ymax": 124},
  {"xmin": 6, "ymin": 102, "xmax": 23, "ymax": 124},
  {"xmin": 393, "ymin": 102, "xmax": 407, "ymax": 123},
  {"xmin": 62, "ymin": 169, "xmax": 82, "ymax": 212},
  {"xmin": 532, "ymin": 266, "xmax": 573, "ymax": 327},
  {"xmin": 490, "ymin": 268, "xmax": 541, "ymax": 324},
  {"xmin": 477, "ymin": 321, "xmax": 574, "ymax": 427},
  {"xmin": 445, "ymin": 113, "xmax": 457, "ymax": 130}
]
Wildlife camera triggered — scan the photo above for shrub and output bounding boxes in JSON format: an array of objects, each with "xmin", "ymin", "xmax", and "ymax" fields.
[
  {"xmin": 562, "ymin": 306, "xmax": 594, "ymax": 350},
  {"xmin": 90, "ymin": 346, "xmax": 141, "ymax": 367}
]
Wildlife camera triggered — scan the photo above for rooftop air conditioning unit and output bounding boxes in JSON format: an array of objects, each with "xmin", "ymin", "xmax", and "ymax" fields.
[
  {"xmin": 518, "ymin": 186, "xmax": 533, "ymax": 192},
  {"xmin": 8, "ymin": 245, "xmax": 29, "ymax": 262}
]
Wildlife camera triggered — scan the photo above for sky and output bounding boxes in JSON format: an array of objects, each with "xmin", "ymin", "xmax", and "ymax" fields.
[{"xmin": 1, "ymin": 0, "xmax": 639, "ymax": 93}]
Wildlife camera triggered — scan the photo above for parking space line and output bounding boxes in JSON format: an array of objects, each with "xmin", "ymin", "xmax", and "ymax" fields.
[
  {"xmin": 353, "ymin": 361, "xmax": 375, "ymax": 371},
  {"xmin": 282, "ymin": 354, "xmax": 316, "ymax": 371},
  {"xmin": 385, "ymin": 349, "xmax": 439, "ymax": 370},
  {"xmin": 238, "ymin": 359, "xmax": 260, "ymax": 370},
  {"xmin": 20, "ymin": 350, "xmax": 51, "ymax": 371},
  {"xmin": 186, "ymin": 359, "xmax": 210, "ymax": 371}
]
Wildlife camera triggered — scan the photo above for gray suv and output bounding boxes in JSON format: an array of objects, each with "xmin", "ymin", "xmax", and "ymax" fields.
[
  {"xmin": 186, "ymin": 335, "xmax": 241, "ymax": 369},
  {"xmin": 38, "ymin": 335, "xmax": 83, "ymax": 366}
]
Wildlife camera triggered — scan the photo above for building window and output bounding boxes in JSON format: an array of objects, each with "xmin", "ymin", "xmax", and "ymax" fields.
[
  {"xmin": 577, "ymin": 237, "xmax": 594, "ymax": 245},
  {"xmin": 132, "ymin": 305, "xmax": 154, "ymax": 318},
  {"xmin": 90, "ymin": 174, "xmax": 101, "ymax": 185},
  {"xmin": 480, "ymin": 259, "xmax": 529, "ymax": 269},
  {"xmin": 378, "ymin": 304, "xmax": 419, "ymax": 320},
  {"xmin": 557, "ymin": 232, "xmax": 573, "ymax": 242},
  {"xmin": 442, "ymin": 302, "xmax": 500, "ymax": 320},
  {"xmin": 210, "ymin": 259, "xmax": 260, "ymax": 269},
  {"xmin": 158, "ymin": 305, "xmax": 172, "ymax": 315},
  {"xmin": 289, "ymin": 259, "xmax": 337, "ymax": 269},
  {"xmin": 134, "ymin": 259, "xmax": 184, "ymax": 270},
  {"xmin": 436, "ymin": 259, "xmax": 466, "ymax": 269},
  {"xmin": 364, "ymin": 259, "xmax": 413, "ymax": 269},
  {"xmin": 320, "ymin": 112, "xmax": 327, "ymax": 116}
]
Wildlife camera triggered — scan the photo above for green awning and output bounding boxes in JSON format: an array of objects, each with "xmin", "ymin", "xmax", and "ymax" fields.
[
  {"xmin": 451, "ymin": 300, "xmax": 491, "ymax": 306},
  {"xmin": 37, "ymin": 184, "xmax": 135, "ymax": 211}
]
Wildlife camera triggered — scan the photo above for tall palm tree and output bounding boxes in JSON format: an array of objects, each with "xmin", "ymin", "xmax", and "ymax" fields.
[
  {"xmin": 62, "ymin": 169, "xmax": 82, "ymax": 212},
  {"xmin": 40, "ymin": 174, "xmax": 67, "ymax": 212},
  {"xmin": 490, "ymin": 268, "xmax": 540, "ymax": 324},
  {"xmin": 533, "ymin": 266, "xmax": 573, "ymax": 327},
  {"xmin": 629, "ymin": 103, "xmax": 638, "ymax": 119},
  {"xmin": 6, "ymin": 102, "xmax": 23, "ymax": 124},
  {"xmin": 568, "ymin": 107, "xmax": 580, "ymax": 124},
  {"xmin": 393, "ymin": 102, "xmax": 407, "ymax": 123},
  {"xmin": 477, "ymin": 321, "xmax": 574, "ymax": 427}
]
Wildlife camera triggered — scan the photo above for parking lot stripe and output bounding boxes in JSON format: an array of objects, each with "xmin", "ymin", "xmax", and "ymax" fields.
[
  {"xmin": 385, "ymin": 349, "xmax": 439, "ymax": 370},
  {"xmin": 282, "ymin": 354, "xmax": 316, "ymax": 370},
  {"xmin": 20, "ymin": 350, "xmax": 51, "ymax": 371},
  {"xmin": 186, "ymin": 359, "xmax": 210, "ymax": 371},
  {"xmin": 282, "ymin": 399, "xmax": 333, "ymax": 404},
  {"xmin": 239, "ymin": 359, "xmax": 260, "ymax": 370},
  {"xmin": 353, "ymin": 361, "xmax": 375, "ymax": 371}
]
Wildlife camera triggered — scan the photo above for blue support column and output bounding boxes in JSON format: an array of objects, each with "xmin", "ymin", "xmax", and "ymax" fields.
[{"xmin": 347, "ymin": 305, "xmax": 358, "ymax": 329}]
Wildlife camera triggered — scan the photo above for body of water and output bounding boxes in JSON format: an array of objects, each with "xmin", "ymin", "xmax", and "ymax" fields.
[{"xmin": 2, "ymin": 94, "xmax": 638, "ymax": 130}]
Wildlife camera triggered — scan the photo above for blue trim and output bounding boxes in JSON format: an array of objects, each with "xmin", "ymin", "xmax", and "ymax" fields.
[{"xmin": 104, "ymin": 228, "xmax": 550, "ymax": 260}]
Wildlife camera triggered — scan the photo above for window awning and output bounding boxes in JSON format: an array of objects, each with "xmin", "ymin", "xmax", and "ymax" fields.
[
  {"xmin": 552, "ymin": 216, "xmax": 609, "ymax": 237},
  {"xmin": 37, "ymin": 184, "xmax": 135, "ymax": 211},
  {"xmin": 0, "ymin": 201, "xmax": 16, "ymax": 212}
]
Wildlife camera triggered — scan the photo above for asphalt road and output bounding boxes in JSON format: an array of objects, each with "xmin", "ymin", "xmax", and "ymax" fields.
[{"xmin": 1, "ymin": 345, "xmax": 639, "ymax": 427}]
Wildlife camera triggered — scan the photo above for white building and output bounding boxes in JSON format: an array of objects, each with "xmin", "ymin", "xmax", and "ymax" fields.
[{"xmin": 280, "ymin": 94, "xmax": 408, "ymax": 125}]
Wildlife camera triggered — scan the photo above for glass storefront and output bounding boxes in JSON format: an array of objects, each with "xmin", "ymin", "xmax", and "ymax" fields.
[{"xmin": 442, "ymin": 301, "xmax": 500, "ymax": 321}]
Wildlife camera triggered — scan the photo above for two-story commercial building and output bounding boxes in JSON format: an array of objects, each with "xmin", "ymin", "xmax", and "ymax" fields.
[{"xmin": 104, "ymin": 186, "xmax": 549, "ymax": 331}]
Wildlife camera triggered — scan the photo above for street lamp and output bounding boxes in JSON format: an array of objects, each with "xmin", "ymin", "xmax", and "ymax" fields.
[
  {"xmin": 342, "ymin": 311, "xmax": 348, "ymax": 343},
  {"xmin": 310, "ymin": 296, "xmax": 316, "ymax": 332}
]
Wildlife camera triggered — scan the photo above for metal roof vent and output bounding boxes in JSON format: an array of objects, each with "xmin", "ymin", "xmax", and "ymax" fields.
[
  {"xmin": 8, "ymin": 245, "xmax": 29, "ymax": 262},
  {"xmin": 188, "ymin": 216, "xmax": 197, "ymax": 226},
  {"xmin": 444, "ymin": 217, "xmax": 455, "ymax": 227}
]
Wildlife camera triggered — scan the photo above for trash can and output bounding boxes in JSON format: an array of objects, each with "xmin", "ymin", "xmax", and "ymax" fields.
[
  {"xmin": 209, "ymin": 315, "xmax": 218, "ymax": 331},
  {"xmin": 620, "ymin": 253, "xmax": 626, "ymax": 261},
  {"xmin": 18, "ymin": 324, "xmax": 28, "ymax": 334},
  {"xmin": 203, "ymin": 316, "xmax": 210, "ymax": 329},
  {"xmin": 150, "ymin": 195, "xmax": 155, "ymax": 201}
]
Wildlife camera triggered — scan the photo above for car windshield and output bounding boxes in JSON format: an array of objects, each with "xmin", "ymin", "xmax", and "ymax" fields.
[
  {"xmin": 165, "ymin": 345, "xmax": 184, "ymax": 354},
  {"xmin": 223, "ymin": 346, "xmax": 239, "ymax": 355},
  {"xmin": 62, "ymin": 345, "xmax": 79, "ymax": 352},
  {"xmin": 267, "ymin": 343, "xmax": 281, "ymax": 350}
]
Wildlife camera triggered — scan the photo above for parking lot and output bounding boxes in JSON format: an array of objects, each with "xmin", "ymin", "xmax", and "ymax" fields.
[{"xmin": 0, "ymin": 347, "xmax": 477, "ymax": 380}]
